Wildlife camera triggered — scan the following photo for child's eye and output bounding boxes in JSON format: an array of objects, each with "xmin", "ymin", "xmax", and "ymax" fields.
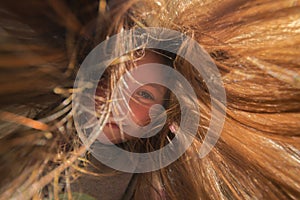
[{"xmin": 136, "ymin": 90, "xmax": 155, "ymax": 101}]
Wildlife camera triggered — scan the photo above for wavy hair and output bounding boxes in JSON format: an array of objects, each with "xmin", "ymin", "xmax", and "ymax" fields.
[{"xmin": 0, "ymin": 0, "xmax": 299, "ymax": 199}]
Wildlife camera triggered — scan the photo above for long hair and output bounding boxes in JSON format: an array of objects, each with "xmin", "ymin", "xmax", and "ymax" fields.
[{"xmin": 0, "ymin": 0, "xmax": 300, "ymax": 199}]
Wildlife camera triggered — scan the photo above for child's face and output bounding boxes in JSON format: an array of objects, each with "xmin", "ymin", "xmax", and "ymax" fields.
[{"xmin": 97, "ymin": 52, "xmax": 167, "ymax": 144}]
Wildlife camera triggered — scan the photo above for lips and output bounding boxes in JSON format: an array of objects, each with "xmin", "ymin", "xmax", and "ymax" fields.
[{"xmin": 105, "ymin": 122, "xmax": 120, "ymax": 129}]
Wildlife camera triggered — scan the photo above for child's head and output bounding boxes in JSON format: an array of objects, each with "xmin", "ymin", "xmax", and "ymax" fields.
[
  {"xmin": 1, "ymin": 1, "xmax": 299, "ymax": 199},
  {"xmin": 95, "ymin": 50, "xmax": 173, "ymax": 144}
]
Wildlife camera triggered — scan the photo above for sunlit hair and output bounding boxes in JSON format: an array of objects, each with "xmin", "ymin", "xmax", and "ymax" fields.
[{"xmin": 0, "ymin": 0, "xmax": 300, "ymax": 199}]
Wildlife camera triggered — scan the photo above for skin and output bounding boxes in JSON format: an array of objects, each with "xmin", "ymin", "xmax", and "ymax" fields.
[{"xmin": 97, "ymin": 52, "xmax": 168, "ymax": 144}]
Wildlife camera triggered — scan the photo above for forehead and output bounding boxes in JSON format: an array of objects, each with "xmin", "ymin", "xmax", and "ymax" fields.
[
  {"xmin": 130, "ymin": 51, "xmax": 167, "ymax": 84},
  {"xmin": 136, "ymin": 51, "xmax": 165, "ymax": 65}
]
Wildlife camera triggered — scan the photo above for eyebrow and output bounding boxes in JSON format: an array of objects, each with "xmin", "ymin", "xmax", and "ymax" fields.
[{"xmin": 146, "ymin": 83, "xmax": 166, "ymax": 94}]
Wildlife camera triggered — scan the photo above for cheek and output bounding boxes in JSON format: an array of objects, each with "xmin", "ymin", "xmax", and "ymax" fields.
[{"xmin": 129, "ymin": 99, "xmax": 151, "ymax": 126}]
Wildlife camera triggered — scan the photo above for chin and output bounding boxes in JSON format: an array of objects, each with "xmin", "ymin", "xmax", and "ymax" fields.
[{"xmin": 96, "ymin": 131, "xmax": 128, "ymax": 145}]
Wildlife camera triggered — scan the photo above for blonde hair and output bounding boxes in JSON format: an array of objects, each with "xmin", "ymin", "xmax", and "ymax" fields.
[{"xmin": 0, "ymin": 0, "xmax": 300, "ymax": 199}]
